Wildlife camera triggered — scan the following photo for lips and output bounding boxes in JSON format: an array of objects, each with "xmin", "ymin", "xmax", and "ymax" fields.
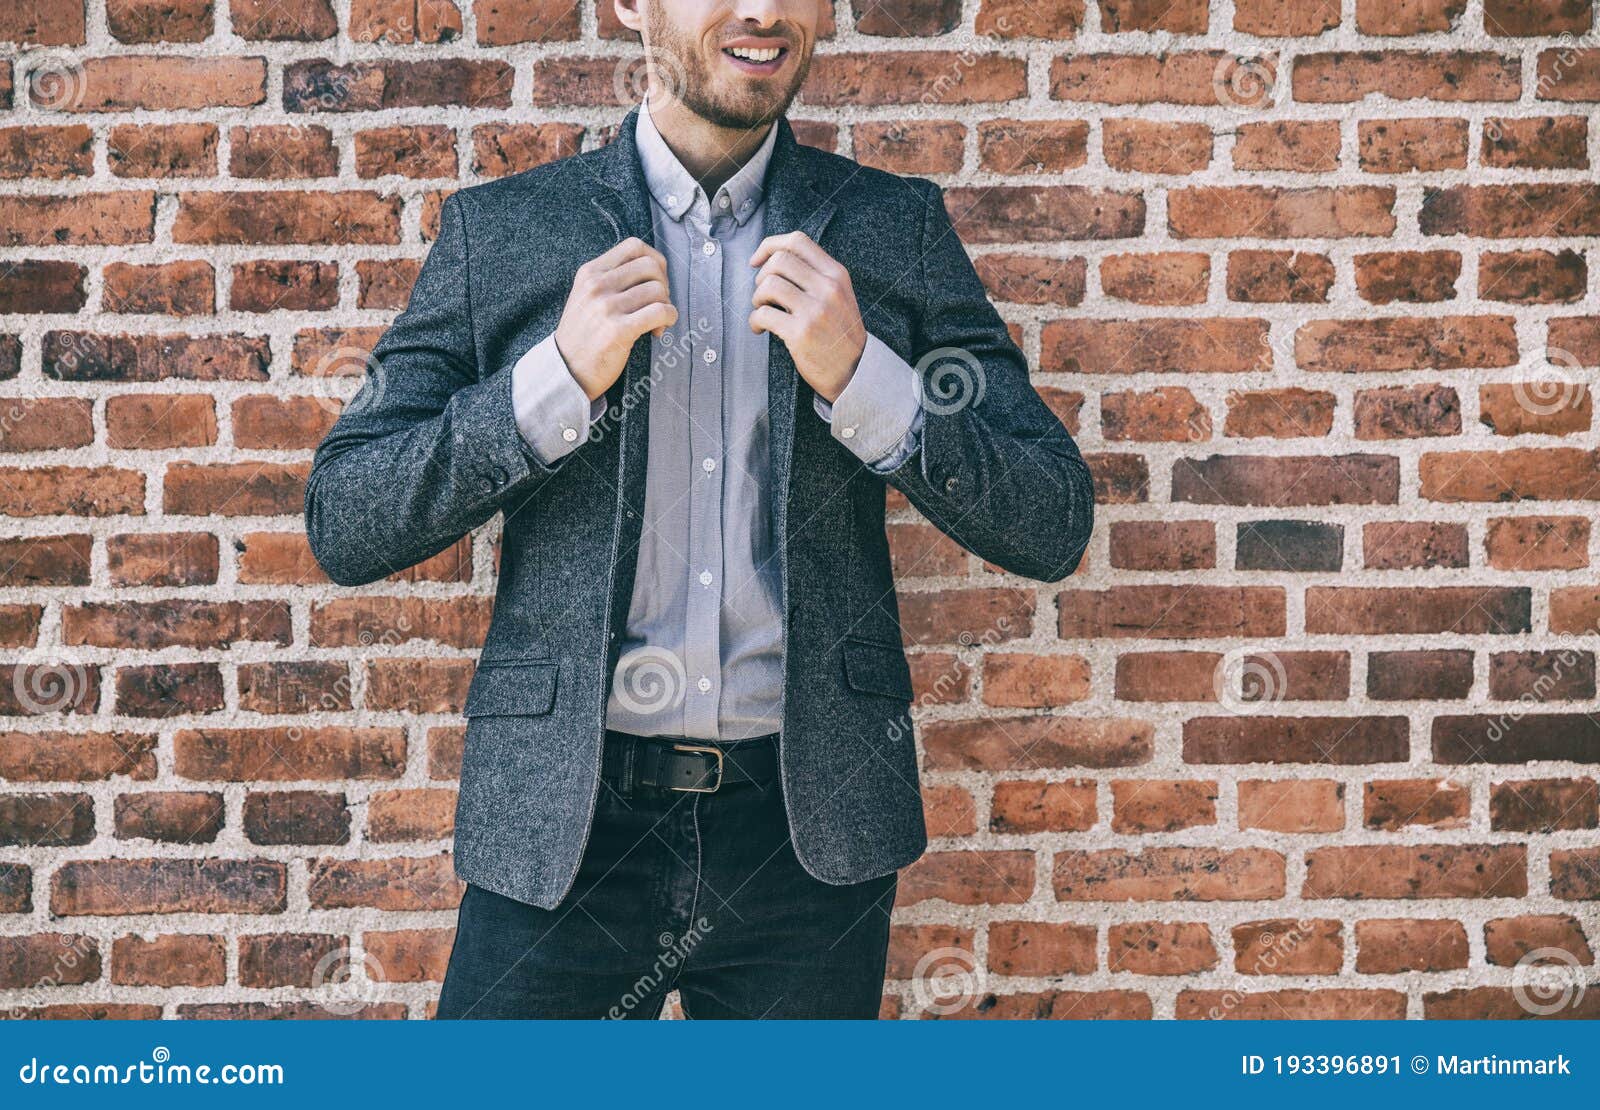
[{"xmin": 722, "ymin": 44, "xmax": 789, "ymax": 75}]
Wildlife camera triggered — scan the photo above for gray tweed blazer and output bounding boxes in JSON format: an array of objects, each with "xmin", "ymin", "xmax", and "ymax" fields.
[{"xmin": 305, "ymin": 107, "xmax": 1095, "ymax": 909}]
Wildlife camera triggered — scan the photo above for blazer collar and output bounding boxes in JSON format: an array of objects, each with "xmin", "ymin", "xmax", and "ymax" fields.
[{"xmin": 589, "ymin": 105, "xmax": 837, "ymax": 248}]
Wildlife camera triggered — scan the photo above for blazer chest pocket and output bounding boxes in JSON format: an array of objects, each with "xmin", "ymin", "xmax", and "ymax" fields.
[
  {"xmin": 464, "ymin": 661, "xmax": 559, "ymax": 717},
  {"xmin": 841, "ymin": 637, "xmax": 914, "ymax": 701}
]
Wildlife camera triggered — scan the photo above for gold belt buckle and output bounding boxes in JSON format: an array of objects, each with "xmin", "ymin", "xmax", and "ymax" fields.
[{"xmin": 671, "ymin": 743, "xmax": 724, "ymax": 793}]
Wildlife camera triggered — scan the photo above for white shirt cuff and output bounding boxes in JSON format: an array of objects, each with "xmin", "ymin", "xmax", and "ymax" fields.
[
  {"xmin": 812, "ymin": 333, "xmax": 923, "ymax": 472},
  {"xmin": 511, "ymin": 332, "xmax": 608, "ymax": 465}
]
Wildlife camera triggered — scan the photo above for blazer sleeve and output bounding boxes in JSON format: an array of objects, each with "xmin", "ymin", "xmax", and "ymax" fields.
[
  {"xmin": 303, "ymin": 191, "xmax": 564, "ymax": 587},
  {"xmin": 879, "ymin": 179, "xmax": 1095, "ymax": 582}
]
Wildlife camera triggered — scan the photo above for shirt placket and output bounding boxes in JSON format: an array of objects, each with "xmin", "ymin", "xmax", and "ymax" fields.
[{"xmin": 681, "ymin": 193, "xmax": 727, "ymax": 738}]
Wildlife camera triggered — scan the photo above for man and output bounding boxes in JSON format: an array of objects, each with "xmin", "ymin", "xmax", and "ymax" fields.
[{"xmin": 305, "ymin": 0, "xmax": 1094, "ymax": 1019}]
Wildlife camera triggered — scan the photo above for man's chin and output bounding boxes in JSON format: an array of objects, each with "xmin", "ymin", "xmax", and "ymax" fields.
[{"xmin": 684, "ymin": 90, "xmax": 793, "ymax": 132}]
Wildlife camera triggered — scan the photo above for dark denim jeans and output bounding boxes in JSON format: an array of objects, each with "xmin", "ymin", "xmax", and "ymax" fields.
[{"xmin": 435, "ymin": 765, "xmax": 897, "ymax": 1019}]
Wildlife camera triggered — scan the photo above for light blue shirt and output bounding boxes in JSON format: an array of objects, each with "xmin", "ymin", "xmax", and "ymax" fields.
[{"xmin": 511, "ymin": 100, "xmax": 923, "ymax": 740}]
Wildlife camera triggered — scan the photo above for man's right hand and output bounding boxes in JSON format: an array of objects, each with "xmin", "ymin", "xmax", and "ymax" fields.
[{"xmin": 553, "ymin": 237, "xmax": 676, "ymax": 401}]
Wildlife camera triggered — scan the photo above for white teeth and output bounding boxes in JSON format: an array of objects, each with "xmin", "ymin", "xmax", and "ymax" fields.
[{"xmin": 727, "ymin": 46, "xmax": 782, "ymax": 62}]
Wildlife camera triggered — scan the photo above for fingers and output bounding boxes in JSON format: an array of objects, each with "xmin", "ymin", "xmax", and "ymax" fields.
[
  {"xmin": 752, "ymin": 271, "xmax": 806, "ymax": 315},
  {"xmin": 594, "ymin": 253, "xmax": 667, "ymax": 296},
  {"xmin": 609, "ymin": 278, "xmax": 670, "ymax": 316},
  {"xmin": 748, "ymin": 304, "xmax": 793, "ymax": 340},
  {"xmin": 752, "ymin": 247, "xmax": 820, "ymax": 295},
  {"xmin": 583, "ymin": 237, "xmax": 668, "ymax": 290},
  {"xmin": 754, "ymin": 231, "xmax": 846, "ymax": 277},
  {"xmin": 624, "ymin": 299, "xmax": 678, "ymax": 339},
  {"xmin": 598, "ymin": 235, "xmax": 666, "ymax": 271}
]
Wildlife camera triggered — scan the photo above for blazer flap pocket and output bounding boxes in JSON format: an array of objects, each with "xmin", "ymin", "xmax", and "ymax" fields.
[
  {"xmin": 842, "ymin": 637, "xmax": 913, "ymax": 701},
  {"xmin": 464, "ymin": 661, "xmax": 559, "ymax": 717}
]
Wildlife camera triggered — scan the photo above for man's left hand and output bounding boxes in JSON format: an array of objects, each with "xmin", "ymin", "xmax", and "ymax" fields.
[{"xmin": 749, "ymin": 231, "xmax": 867, "ymax": 404}]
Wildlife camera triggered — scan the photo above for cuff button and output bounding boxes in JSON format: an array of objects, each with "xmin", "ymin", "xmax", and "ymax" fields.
[
  {"xmin": 561, "ymin": 426, "xmax": 579, "ymax": 443},
  {"xmin": 944, "ymin": 476, "xmax": 959, "ymax": 493}
]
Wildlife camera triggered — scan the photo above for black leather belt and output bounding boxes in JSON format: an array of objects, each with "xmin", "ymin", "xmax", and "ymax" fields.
[{"xmin": 601, "ymin": 730, "xmax": 779, "ymax": 795}]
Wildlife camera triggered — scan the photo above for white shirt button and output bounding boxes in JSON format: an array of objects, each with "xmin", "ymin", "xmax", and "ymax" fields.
[
  {"xmin": 666, "ymin": 194, "xmax": 678, "ymax": 207},
  {"xmin": 703, "ymin": 348, "xmax": 717, "ymax": 364},
  {"xmin": 561, "ymin": 426, "xmax": 578, "ymax": 443},
  {"xmin": 702, "ymin": 240, "xmax": 716, "ymax": 256},
  {"xmin": 718, "ymin": 195, "xmax": 731, "ymax": 209},
  {"xmin": 701, "ymin": 457, "xmax": 716, "ymax": 473},
  {"xmin": 699, "ymin": 571, "xmax": 713, "ymax": 586},
  {"xmin": 840, "ymin": 426, "xmax": 857, "ymax": 439},
  {"xmin": 697, "ymin": 676, "xmax": 712, "ymax": 693}
]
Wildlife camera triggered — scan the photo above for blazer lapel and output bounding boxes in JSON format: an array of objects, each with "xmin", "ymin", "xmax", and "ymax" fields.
[{"xmin": 758, "ymin": 121, "xmax": 837, "ymax": 608}]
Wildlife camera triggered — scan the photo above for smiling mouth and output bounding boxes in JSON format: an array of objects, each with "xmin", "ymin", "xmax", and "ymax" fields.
[{"xmin": 722, "ymin": 45, "xmax": 789, "ymax": 72}]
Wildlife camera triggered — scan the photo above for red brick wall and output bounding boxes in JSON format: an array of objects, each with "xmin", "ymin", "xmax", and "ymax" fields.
[{"xmin": 1, "ymin": 0, "xmax": 1598, "ymax": 1020}]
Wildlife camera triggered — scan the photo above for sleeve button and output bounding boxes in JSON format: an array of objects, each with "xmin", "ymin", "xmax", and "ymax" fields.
[
  {"xmin": 561, "ymin": 426, "xmax": 579, "ymax": 443},
  {"xmin": 944, "ymin": 476, "xmax": 959, "ymax": 494}
]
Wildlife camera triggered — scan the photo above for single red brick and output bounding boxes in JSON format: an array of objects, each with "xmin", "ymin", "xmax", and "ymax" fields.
[
  {"xmin": 987, "ymin": 921, "xmax": 1096, "ymax": 976},
  {"xmin": 114, "ymin": 790, "xmax": 225, "ymax": 843},
  {"xmin": 1233, "ymin": 919, "xmax": 1343, "ymax": 974},
  {"xmin": 898, "ymin": 851, "xmax": 1034, "ymax": 906},
  {"xmin": 111, "ymin": 933, "xmax": 225, "ymax": 986},
  {"xmin": 1108, "ymin": 922, "xmax": 1218, "ymax": 975},
  {"xmin": 1356, "ymin": 919, "xmax": 1470, "ymax": 973},
  {"xmin": 103, "ymin": 260, "xmax": 215, "ymax": 315},
  {"xmin": 1101, "ymin": 119, "xmax": 1213, "ymax": 173},
  {"xmin": 1054, "ymin": 848, "xmax": 1286, "ymax": 902},
  {"xmin": 239, "ymin": 932, "xmax": 345, "ymax": 988},
  {"xmin": 1363, "ymin": 778, "xmax": 1470, "ymax": 830},
  {"xmin": 1354, "ymin": 250, "xmax": 1461, "ymax": 303},
  {"xmin": 1484, "ymin": 915, "xmax": 1594, "ymax": 967},
  {"xmin": 52, "ymin": 858, "xmax": 287, "ymax": 915},
  {"xmin": 1239, "ymin": 780, "xmax": 1346, "ymax": 833},
  {"xmin": 976, "ymin": 118, "xmax": 1088, "ymax": 174},
  {"xmin": 306, "ymin": 855, "xmax": 463, "ymax": 910},
  {"xmin": 989, "ymin": 780, "xmax": 1098, "ymax": 833},
  {"xmin": 924, "ymin": 717, "xmax": 1152, "ymax": 771},
  {"xmin": 1304, "ymin": 845, "xmax": 1527, "ymax": 899}
]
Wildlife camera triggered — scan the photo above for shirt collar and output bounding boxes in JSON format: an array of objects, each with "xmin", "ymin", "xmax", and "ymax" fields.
[{"xmin": 635, "ymin": 99, "xmax": 777, "ymax": 227}]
